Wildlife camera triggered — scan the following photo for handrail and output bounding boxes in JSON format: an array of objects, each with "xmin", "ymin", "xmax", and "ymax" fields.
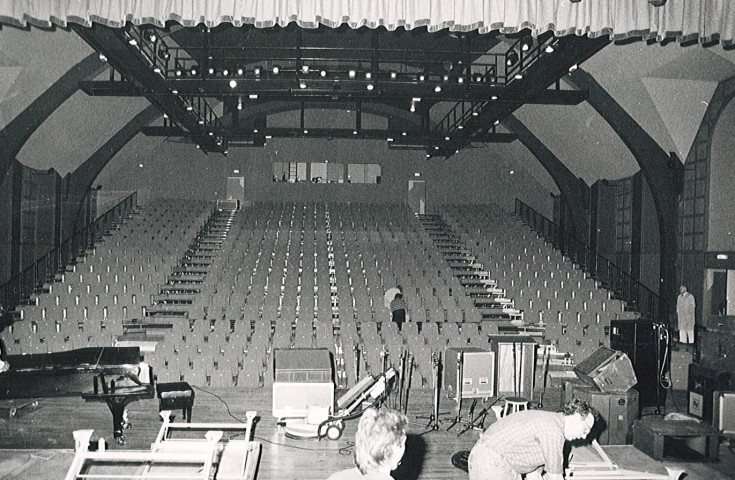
[
  {"xmin": 514, "ymin": 198, "xmax": 668, "ymax": 326},
  {"xmin": 1, "ymin": 192, "xmax": 137, "ymax": 311}
]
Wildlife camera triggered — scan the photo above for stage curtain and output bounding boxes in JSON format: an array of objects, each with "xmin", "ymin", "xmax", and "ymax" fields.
[{"xmin": 0, "ymin": 0, "xmax": 733, "ymax": 47}]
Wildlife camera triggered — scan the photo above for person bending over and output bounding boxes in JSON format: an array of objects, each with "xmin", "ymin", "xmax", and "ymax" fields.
[
  {"xmin": 468, "ymin": 399, "xmax": 596, "ymax": 480},
  {"xmin": 327, "ymin": 407, "xmax": 408, "ymax": 480},
  {"xmin": 389, "ymin": 293, "xmax": 407, "ymax": 331}
]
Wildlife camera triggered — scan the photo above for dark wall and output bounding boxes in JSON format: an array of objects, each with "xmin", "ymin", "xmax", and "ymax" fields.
[
  {"xmin": 97, "ymin": 134, "xmax": 556, "ymax": 216},
  {"xmin": 591, "ymin": 179, "xmax": 617, "ymax": 259},
  {"xmin": 709, "ymin": 97, "xmax": 735, "ymax": 251},
  {"xmin": 639, "ymin": 173, "xmax": 661, "ymax": 294}
]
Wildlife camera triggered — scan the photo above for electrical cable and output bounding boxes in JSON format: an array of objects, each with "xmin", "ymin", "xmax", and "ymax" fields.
[{"xmin": 190, "ymin": 384, "xmax": 338, "ymax": 452}]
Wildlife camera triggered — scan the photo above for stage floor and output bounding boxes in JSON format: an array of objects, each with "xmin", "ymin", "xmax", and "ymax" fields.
[{"xmin": 0, "ymin": 387, "xmax": 732, "ymax": 480}]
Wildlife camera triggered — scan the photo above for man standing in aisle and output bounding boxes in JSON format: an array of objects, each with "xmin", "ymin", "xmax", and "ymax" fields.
[{"xmin": 677, "ymin": 285, "xmax": 696, "ymax": 345}]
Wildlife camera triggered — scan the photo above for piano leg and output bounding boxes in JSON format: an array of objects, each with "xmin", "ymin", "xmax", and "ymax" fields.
[{"xmin": 105, "ymin": 396, "xmax": 137, "ymax": 445}]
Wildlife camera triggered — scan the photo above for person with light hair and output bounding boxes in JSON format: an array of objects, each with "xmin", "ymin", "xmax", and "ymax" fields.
[
  {"xmin": 468, "ymin": 399, "xmax": 597, "ymax": 480},
  {"xmin": 327, "ymin": 407, "xmax": 408, "ymax": 480}
]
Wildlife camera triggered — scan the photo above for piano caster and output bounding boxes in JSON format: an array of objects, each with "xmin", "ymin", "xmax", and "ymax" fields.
[{"xmin": 115, "ymin": 433, "xmax": 127, "ymax": 445}]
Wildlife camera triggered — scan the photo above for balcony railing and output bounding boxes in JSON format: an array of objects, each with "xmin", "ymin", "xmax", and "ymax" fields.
[
  {"xmin": 515, "ymin": 198, "xmax": 668, "ymax": 326},
  {"xmin": 1, "ymin": 193, "xmax": 137, "ymax": 312}
]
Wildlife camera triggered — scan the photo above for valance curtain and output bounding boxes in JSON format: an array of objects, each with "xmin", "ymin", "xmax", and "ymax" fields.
[{"xmin": 1, "ymin": 0, "xmax": 733, "ymax": 47}]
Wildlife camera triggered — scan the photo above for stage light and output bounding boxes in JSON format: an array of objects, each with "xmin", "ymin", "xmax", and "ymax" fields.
[
  {"xmin": 473, "ymin": 74, "xmax": 483, "ymax": 82},
  {"xmin": 272, "ymin": 65, "xmax": 280, "ymax": 75},
  {"xmin": 506, "ymin": 50, "xmax": 519, "ymax": 67},
  {"xmin": 153, "ymin": 67, "xmax": 161, "ymax": 73},
  {"xmin": 390, "ymin": 71, "xmax": 397, "ymax": 79},
  {"xmin": 320, "ymin": 70, "xmax": 327, "ymax": 77},
  {"xmin": 457, "ymin": 76, "xmax": 465, "ymax": 83},
  {"xmin": 158, "ymin": 45, "xmax": 169, "ymax": 60},
  {"xmin": 237, "ymin": 68, "xmax": 244, "ymax": 76},
  {"xmin": 172, "ymin": 89, "xmax": 178, "ymax": 94},
  {"xmin": 186, "ymin": 105, "xmax": 193, "ymax": 111},
  {"xmin": 494, "ymin": 120, "xmax": 500, "ymax": 125},
  {"xmin": 348, "ymin": 69, "xmax": 356, "ymax": 78},
  {"xmin": 353, "ymin": 130, "xmax": 358, "ymax": 135},
  {"xmin": 208, "ymin": 67, "xmax": 215, "ymax": 75},
  {"xmin": 434, "ymin": 85, "xmax": 442, "ymax": 92},
  {"xmin": 198, "ymin": 119, "xmax": 205, "ymax": 125},
  {"xmin": 229, "ymin": 80, "xmax": 238, "ymax": 88},
  {"xmin": 442, "ymin": 74, "xmax": 449, "ymax": 82},
  {"xmin": 175, "ymin": 69, "xmax": 182, "ymax": 76},
  {"xmin": 208, "ymin": 132, "xmax": 214, "ymax": 136},
  {"xmin": 365, "ymin": 71, "xmax": 372, "ymax": 79},
  {"xmin": 190, "ymin": 66, "xmax": 198, "ymax": 76},
  {"xmin": 521, "ymin": 37, "xmax": 532, "ymax": 52},
  {"xmin": 366, "ymin": 84, "xmax": 374, "ymax": 90},
  {"xmin": 515, "ymin": 74, "xmax": 523, "ymax": 80},
  {"xmin": 545, "ymin": 45, "xmax": 555, "ymax": 53},
  {"xmin": 491, "ymin": 95, "xmax": 498, "ymax": 100},
  {"xmin": 223, "ymin": 69, "xmax": 229, "ymax": 76},
  {"xmin": 472, "ymin": 111, "xmax": 478, "ymax": 116},
  {"xmin": 299, "ymin": 81, "xmax": 307, "ymax": 89},
  {"xmin": 402, "ymin": 131, "xmax": 407, "ymax": 136},
  {"xmin": 303, "ymin": 129, "xmax": 309, "ymax": 134},
  {"xmin": 445, "ymin": 136, "xmax": 450, "ymax": 141},
  {"xmin": 254, "ymin": 66, "xmax": 262, "ymax": 76},
  {"xmin": 418, "ymin": 74, "xmax": 426, "ymax": 82}
]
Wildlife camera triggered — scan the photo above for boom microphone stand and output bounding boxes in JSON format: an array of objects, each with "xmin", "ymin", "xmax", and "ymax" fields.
[
  {"xmin": 446, "ymin": 350, "xmax": 464, "ymax": 431},
  {"xmin": 417, "ymin": 352, "xmax": 443, "ymax": 432}
]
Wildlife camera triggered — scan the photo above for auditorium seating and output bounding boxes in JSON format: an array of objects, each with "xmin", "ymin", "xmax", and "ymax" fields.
[{"xmin": 3, "ymin": 200, "xmax": 645, "ymax": 393}]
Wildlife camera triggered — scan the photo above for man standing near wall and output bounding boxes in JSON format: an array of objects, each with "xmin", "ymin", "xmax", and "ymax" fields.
[{"xmin": 676, "ymin": 285, "xmax": 696, "ymax": 345}]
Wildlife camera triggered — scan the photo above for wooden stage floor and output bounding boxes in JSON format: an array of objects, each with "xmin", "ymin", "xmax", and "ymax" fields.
[{"xmin": 0, "ymin": 386, "xmax": 732, "ymax": 480}]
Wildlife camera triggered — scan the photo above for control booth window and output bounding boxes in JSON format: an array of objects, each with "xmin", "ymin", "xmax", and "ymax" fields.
[{"xmin": 347, "ymin": 164, "xmax": 381, "ymax": 184}]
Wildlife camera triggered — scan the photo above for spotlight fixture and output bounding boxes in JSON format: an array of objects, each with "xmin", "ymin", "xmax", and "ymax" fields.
[
  {"xmin": 229, "ymin": 79, "xmax": 238, "ymax": 88},
  {"xmin": 163, "ymin": 113, "xmax": 169, "ymax": 119},
  {"xmin": 208, "ymin": 132, "xmax": 214, "ymax": 136},
  {"xmin": 144, "ymin": 30, "xmax": 157, "ymax": 43}
]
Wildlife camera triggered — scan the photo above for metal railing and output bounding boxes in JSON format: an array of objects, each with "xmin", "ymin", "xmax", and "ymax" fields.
[
  {"xmin": 1, "ymin": 193, "xmax": 137, "ymax": 312},
  {"xmin": 514, "ymin": 199, "xmax": 667, "ymax": 325}
]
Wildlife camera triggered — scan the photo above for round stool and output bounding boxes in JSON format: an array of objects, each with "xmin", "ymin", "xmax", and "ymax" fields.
[
  {"xmin": 503, "ymin": 397, "xmax": 529, "ymax": 417},
  {"xmin": 490, "ymin": 405, "xmax": 504, "ymax": 420}
]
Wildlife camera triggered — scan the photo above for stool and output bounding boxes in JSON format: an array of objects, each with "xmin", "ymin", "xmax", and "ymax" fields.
[
  {"xmin": 490, "ymin": 405, "xmax": 504, "ymax": 420},
  {"xmin": 503, "ymin": 397, "xmax": 529, "ymax": 417},
  {"xmin": 156, "ymin": 382, "xmax": 195, "ymax": 422}
]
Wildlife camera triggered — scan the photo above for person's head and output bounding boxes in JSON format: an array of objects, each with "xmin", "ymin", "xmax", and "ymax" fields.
[
  {"xmin": 396, "ymin": 284, "xmax": 402, "ymax": 292},
  {"xmin": 679, "ymin": 285, "xmax": 688, "ymax": 294},
  {"xmin": 354, "ymin": 407, "xmax": 408, "ymax": 475},
  {"xmin": 561, "ymin": 399, "xmax": 596, "ymax": 441},
  {"xmin": 394, "ymin": 293, "xmax": 403, "ymax": 300}
]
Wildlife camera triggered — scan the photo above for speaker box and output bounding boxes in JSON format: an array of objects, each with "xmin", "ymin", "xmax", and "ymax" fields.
[
  {"xmin": 574, "ymin": 347, "xmax": 637, "ymax": 393},
  {"xmin": 272, "ymin": 382, "xmax": 334, "ymax": 419},
  {"xmin": 274, "ymin": 348, "xmax": 333, "ymax": 383},
  {"xmin": 610, "ymin": 319, "xmax": 665, "ymax": 408},
  {"xmin": 688, "ymin": 363, "xmax": 735, "ymax": 424},
  {"xmin": 713, "ymin": 391, "xmax": 735, "ymax": 435},
  {"xmin": 444, "ymin": 347, "xmax": 495, "ymax": 399},
  {"xmin": 489, "ymin": 335, "xmax": 536, "ymax": 398},
  {"xmin": 571, "ymin": 385, "xmax": 639, "ymax": 445}
]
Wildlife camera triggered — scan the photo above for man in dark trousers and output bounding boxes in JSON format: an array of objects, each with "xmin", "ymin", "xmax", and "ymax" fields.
[{"xmin": 390, "ymin": 293, "xmax": 406, "ymax": 331}]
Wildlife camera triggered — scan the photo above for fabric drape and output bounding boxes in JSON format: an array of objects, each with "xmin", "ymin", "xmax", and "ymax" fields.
[{"xmin": 0, "ymin": 1, "xmax": 733, "ymax": 47}]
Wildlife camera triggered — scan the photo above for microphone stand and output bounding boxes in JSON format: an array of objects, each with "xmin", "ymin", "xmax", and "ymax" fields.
[{"xmin": 418, "ymin": 352, "xmax": 443, "ymax": 433}]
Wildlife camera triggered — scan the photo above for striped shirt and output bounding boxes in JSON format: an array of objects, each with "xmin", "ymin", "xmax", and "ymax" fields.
[{"xmin": 470, "ymin": 410, "xmax": 565, "ymax": 475}]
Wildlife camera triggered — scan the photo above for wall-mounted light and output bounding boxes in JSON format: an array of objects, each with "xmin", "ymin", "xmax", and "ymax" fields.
[
  {"xmin": 272, "ymin": 65, "xmax": 280, "ymax": 75},
  {"xmin": 229, "ymin": 79, "xmax": 237, "ymax": 88},
  {"xmin": 348, "ymin": 69, "xmax": 356, "ymax": 78},
  {"xmin": 98, "ymin": 53, "xmax": 107, "ymax": 61}
]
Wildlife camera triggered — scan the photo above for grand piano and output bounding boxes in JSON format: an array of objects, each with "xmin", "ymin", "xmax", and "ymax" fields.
[{"xmin": 0, "ymin": 346, "xmax": 154, "ymax": 444}]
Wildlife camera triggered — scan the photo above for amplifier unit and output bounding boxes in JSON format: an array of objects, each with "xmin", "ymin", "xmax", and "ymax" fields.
[{"xmin": 444, "ymin": 347, "xmax": 495, "ymax": 400}]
